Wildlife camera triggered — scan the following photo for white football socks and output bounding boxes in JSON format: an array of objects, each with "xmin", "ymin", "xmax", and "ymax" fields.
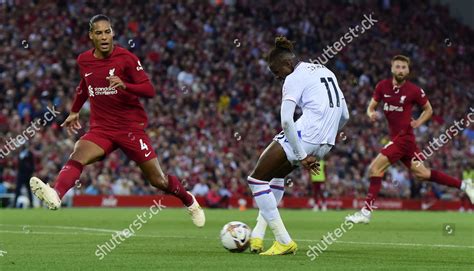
[
  {"xmin": 251, "ymin": 178, "xmax": 285, "ymax": 239},
  {"xmin": 248, "ymin": 176, "xmax": 291, "ymax": 244}
]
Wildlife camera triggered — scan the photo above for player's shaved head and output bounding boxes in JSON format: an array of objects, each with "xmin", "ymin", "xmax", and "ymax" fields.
[{"xmin": 266, "ymin": 37, "xmax": 296, "ymax": 81}]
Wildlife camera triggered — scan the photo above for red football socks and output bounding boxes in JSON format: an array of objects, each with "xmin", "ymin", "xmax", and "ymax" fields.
[
  {"xmin": 429, "ymin": 170, "xmax": 462, "ymax": 188},
  {"xmin": 54, "ymin": 160, "xmax": 84, "ymax": 199},
  {"xmin": 364, "ymin": 176, "xmax": 382, "ymax": 211},
  {"xmin": 166, "ymin": 175, "xmax": 194, "ymax": 207}
]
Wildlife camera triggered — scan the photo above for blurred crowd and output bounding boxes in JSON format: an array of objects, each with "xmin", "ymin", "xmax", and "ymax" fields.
[{"xmin": 1, "ymin": 0, "xmax": 473, "ymax": 206}]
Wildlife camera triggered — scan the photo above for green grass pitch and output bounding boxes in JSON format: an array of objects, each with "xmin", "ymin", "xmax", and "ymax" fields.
[{"xmin": 0, "ymin": 208, "xmax": 473, "ymax": 270}]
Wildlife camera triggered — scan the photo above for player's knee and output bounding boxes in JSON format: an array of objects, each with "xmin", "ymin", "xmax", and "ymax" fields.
[
  {"xmin": 413, "ymin": 169, "xmax": 430, "ymax": 181},
  {"xmin": 69, "ymin": 151, "xmax": 87, "ymax": 165},
  {"xmin": 368, "ymin": 164, "xmax": 383, "ymax": 177},
  {"xmin": 249, "ymin": 169, "xmax": 271, "ymax": 182},
  {"xmin": 148, "ymin": 174, "xmax": 168, "ymax": 190}
]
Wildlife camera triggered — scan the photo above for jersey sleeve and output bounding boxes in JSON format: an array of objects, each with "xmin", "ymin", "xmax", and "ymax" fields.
[
  {"xmin": 282, "ymin": 75, "xmax": 305, "ymax": 103},
  {"xmin": 373, "ymin": 81, "xmax": 383, "ymax": 102},
  {"xmin": 71, "ymin": 78, "xmax": 89, "ymax": 113},
  {"xmin": 125, "ymin": 53, "xmax": 149, "ymax": 84},
  {"xmin": 415, "ymin": 87, "xmax": 428, "ymax": 106}
]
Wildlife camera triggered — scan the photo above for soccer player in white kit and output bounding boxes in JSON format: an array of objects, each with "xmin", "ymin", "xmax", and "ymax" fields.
[{"xmin": 247, "ymin": 37, "xmax": 349, "ymax": 255}]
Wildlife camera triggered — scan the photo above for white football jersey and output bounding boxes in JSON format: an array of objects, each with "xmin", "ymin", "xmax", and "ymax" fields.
[{"xmin": 282, "ymin": 62, "xmax": 347, "ymax": 145}]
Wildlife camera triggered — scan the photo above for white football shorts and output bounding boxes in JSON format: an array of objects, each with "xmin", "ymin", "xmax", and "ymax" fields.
[{"xmin": 273, "ymin": 130, "xmax": 333, "ymax": 166}]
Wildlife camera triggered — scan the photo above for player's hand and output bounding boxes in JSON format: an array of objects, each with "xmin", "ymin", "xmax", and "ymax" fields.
[
  {"xmin": 107, "ymin": 75, "xmax": 126, "ymax": 89},
  {"xmin": 411, "ymin": 118, "xmax": 421, "ymax": 128},
  {"xmin": 300, "ymin": 156, "xmax": 320, "ymax": 175},
  {"xmin": 61, "ymin": 112, "xmax": 82, "ymax": 136},
  {"xmin": 368, "ymin": 111, "xmax": 378, "ymax": 122}
]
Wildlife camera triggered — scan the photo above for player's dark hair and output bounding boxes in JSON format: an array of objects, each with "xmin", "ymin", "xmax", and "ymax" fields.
[
  {"xmin": 391, "ymin": 55, "xmax": 410, "ymax": 66},
  {"xmin": 265, "ymin": 36, "xmax": 295, "ymax": 64},
  {"xmin": 89, "ymin": 14, "xmax": 111, "ymax": 32}
]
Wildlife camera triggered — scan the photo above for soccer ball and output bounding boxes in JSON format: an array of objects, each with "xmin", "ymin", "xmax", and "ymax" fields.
[{"xmin": 220, "ymin": 221, "xmax": 252, "ymax": 252}]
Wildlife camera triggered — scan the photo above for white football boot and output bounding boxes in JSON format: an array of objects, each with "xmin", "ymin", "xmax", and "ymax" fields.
[
  {"xmin": 29, "ymin": 177, "xmax": 61, "ymax": 210},
  {"xmin": 345, "ymin": 208, "xmax": 371, "ymax": 224},
  {"xmin": 186, "ymin": 192, "xmax": 205, "ymax": 227}
]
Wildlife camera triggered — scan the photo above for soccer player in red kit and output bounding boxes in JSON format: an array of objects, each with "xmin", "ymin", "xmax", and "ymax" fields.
[
  {"xmin": 29, "ymin": 14, "xmax": 205, "ymax": 227},
  {"xmin": 346, "ymin": 55, "xmax": 473, "ymax": 224}
]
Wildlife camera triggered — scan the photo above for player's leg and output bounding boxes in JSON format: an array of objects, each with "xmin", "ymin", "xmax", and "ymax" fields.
[
  {"xmin": 55, "ymin": 140, "xmax": 106, "ymax": 195},
  {"xmin": 365, "ymin": 153, "xmax": 392, "ymax": 210},
  {"xmin": 409, "ymin": 161, "xmax": 473, "ymax": 203},
  {"xmin": 345, "ymin": 153, "xmax": 391, "ymax": 224},
  {"xmin": 138, "ymin": 158, "xmax": 194, "ymax": 206},
  {"xmin": 247, "ymin": 141, "xmax": 297, "ymax": 255},
  {"xmin": 30, "ymin": 132, "xmax": 111, "ymax": 210},
  {"xmin": 312, "ymin": 182, "xmax": 322, "ymax": 211},
  {"xmin": 121, "ymin": 130, "xmax": 204, "ymax": 227},
  {"xmin": 250, "ymin": 160, "xmax": 294, "ymax": 253}
]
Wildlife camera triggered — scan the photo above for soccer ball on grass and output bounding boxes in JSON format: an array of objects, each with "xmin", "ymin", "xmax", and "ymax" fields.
[{"xmin": 220, "ymin": 221, "xmax": 251, "ymax": 252}]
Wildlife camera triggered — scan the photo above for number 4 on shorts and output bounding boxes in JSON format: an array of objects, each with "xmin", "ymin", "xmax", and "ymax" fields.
[{"xmin": 139, "ymin": 139, "xmax": 149, "ymax": 151}]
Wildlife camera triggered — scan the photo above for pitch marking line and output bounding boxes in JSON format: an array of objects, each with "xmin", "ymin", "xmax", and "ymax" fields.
[{"xmin": 0, "ymin": 224, "xmax": 472, "ymax": 249}]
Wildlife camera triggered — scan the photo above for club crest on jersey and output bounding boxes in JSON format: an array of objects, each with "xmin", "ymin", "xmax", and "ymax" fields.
[
  {"xmin": 399, "ymin": 95, "xmax": 406, "ymax": 104},
  {"xmin": 136, "ymin": 60, "xmax": 143, "ymax": 71},
  {"xmin": 108, "ymin": 68, "xmax": 115, "ymax": 77}
]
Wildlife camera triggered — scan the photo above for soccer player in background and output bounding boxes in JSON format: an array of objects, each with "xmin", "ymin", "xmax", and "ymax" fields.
[
  {"xmin": 346, "ymin": 55, "xmax": 474, "ymax": 224},
  {"xmin": 247, "ymin": 37, "xmax": 349, "ymax": 255},
  {"xmin": 311, "ymin": 160, "xmax": 327, "ymax": 212},
  {"xmin": 29, "ymin": 15, "xmax": 205, "ymax": 227}
]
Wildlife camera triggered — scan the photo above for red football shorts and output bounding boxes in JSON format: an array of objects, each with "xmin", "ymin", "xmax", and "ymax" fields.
[
  {"xmin": 380, "ymin": 134, "xmax": 423, "ymax": 168},
  {"xmin": 80, "ymin": 128, "xmax": 157, "ymax": 164}
]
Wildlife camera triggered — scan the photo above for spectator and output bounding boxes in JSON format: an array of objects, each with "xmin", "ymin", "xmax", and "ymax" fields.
[
  {"xmin": 191, "ymin": 179, "xmax": 209, "ymax": 197},
  {"xmin": 14, "ymin": 145, "xmax": 35, "ymax": 208},
  {"xmin": 0, "ymin": 0, "xmax": 472, "ymax": 203}
]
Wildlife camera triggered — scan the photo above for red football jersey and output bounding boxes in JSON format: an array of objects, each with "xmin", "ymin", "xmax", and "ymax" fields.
[
  {"xmin": 73, "ymin": 46, "xmax": 151, "ymax": 130},
  {"xmin": 373, "ymin": 79, "xmax": 428, "ymax": 139}
]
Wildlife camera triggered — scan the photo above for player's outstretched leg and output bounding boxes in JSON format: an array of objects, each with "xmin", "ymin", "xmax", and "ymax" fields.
[
  {"xmin": 139, "ymin": 158, "xmax": 205, "ymax": 227},
  {"xmin": 30, "ymin": 140, "xmax": 104, "ymax": 210},
  {"xmin": 410, "ymin": 162, "xmax": 474, "ymax": 203},
  {"xmin": 249, "ymin": 178, "xmax": 285, "ymax": 253},
  {"xmin": 247, "ymin": 141, "xmax": 297, "ymax": 256},
  {"xmin": 250, "ymin": 160, "xmax": 295, "ymax": 253},
  {"xmin": 346, "ymin": 153, "xmax": 391, "ymax": 224}
]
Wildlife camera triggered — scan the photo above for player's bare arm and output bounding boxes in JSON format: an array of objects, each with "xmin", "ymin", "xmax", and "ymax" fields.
[
  {"xmin": 107, "ymin": 75, "xmax": 126, "ymax": 89},
  {"xmin": 367, "ymin": 98, "xmax": 379, "ymax": 122},
  {"xmin": 61, "ymin": 112, "xmax": 82, "ymax": 136},
  {"xmin": 411, "ymin": 101, "xmax": 433, "ymax": 128}
]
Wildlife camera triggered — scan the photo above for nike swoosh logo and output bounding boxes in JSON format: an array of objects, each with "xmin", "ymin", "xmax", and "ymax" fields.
[
  {"xmin": 145, "ymin": 152, "xmax": 152, "ymax": 157},
  {"xmin": 421, "ymin": 202, "xmax": 435, "ymax": 210},
  {"xmin": 384, "ymin": 94, "xmax": 391, "ymax": 97},
  {"xmin": 85, "ymin": 72, "xmax": 93, "ymax": 77}
]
